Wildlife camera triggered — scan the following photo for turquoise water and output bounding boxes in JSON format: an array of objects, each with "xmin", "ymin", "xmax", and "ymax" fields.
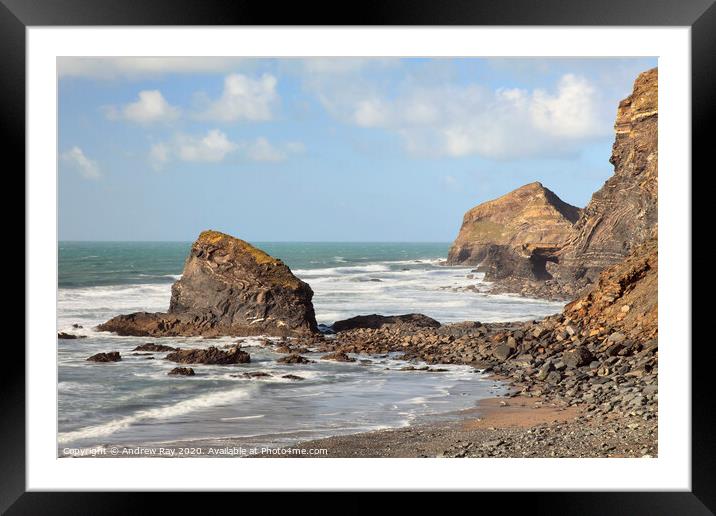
[
  {"xmin": 59, "ymin": 241, "xmax": 450, "ymax": 288},
  {"xmin": 57, "ymin": 241, "xmax": 564, "ymax": 455}
]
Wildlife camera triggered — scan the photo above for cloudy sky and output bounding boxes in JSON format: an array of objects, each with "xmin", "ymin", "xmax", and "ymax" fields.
[{"xmin": 58, "ymin": 57, "xmax": 657, "ymax": 241}]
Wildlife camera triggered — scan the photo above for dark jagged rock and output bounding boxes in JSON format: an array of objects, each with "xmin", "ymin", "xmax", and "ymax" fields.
[
  {"xmin": 165, "ymin": 346, "xmax": 250, "ymax": 365},
  {"xmin": 98, "ymin": 230, "xmax": 318, "ymax": 337},
  {"xmin": 446, "ymin": 182, "xmax": 580, "ymax": 281},
  {"xmin": 277, "ymin": 354, "xmax": 314, "ymax": 364},
  {"xmin": 562, "ymin": 347, "xmax": 593, "ymax": 369},
  {"xmin": 321, "ymin": 351, "xmax": 356, "ymax": 362},
  {"xmin": 58, "ymin": 332, "xmax": 86, "ymax": 339},
  {"xmin": 132, "ymin": 343, "xmax": 178, "ymax": 352},
  {"xmin": 168, "ymin": 367, "xmax": 195, "ymax": 376},
  {"xmin": 243, "ymin": 371, "xmax": 272, "ymax": 378},
  {"xmin": 87, "ymin": 352, "xmax": 121, "ymax": 362},
  {"xmin": 557, "ymin": 68, "xmax": 658, "ymax": 283},
  {"xmin": 332, "ymin": 313, "xmax": 441, "ymax": 333},
  {"xmin": 282, "ymin": 374, "xmax": 305, "ymax": 380}
]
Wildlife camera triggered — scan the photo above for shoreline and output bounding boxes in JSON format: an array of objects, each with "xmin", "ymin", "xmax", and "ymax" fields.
[{"xmin": 257, "ymin": 392, "xmax": 656, "ymax": 459}]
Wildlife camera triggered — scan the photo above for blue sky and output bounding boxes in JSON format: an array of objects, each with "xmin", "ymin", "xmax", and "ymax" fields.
[{"xmin": 58, "ymin": 57, "xmax": 657, "ymax": 242}]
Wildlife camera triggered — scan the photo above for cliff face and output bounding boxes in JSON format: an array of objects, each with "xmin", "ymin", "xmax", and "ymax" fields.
[
  {"xmin": 99, "ymin": 230, "xmax": 318, "ymax": 337},
  {"xmin": 446, "ymin": 182, "xmax": 580, "ymax": 281},
  {"xmin": 564, "ymin": 235, "xmax": 657, "ymax": 341},
  {"xmin": 557, "ymin": 67, "xmax": 658, "ymax": 282}
]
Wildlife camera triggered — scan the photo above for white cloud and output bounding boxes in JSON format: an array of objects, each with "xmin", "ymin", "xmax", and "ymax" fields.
[
  {"xmin": 244, "ymin": 138, "xmax": 305, "ymax": 162},
  {"xmin": 200, "ymin": 73, "xmax": 278, "ymax": 122},
  {"xmin": 61, "ymin": 146, "xmax": 101, "ymax": 179},
  {"xmin": 177, "ymin": 129, "xmax": 238, "ymax": 162},
  {"xmin": 151, "ymin": 131, "xmax": 303, "ymax": 167},
  {"xmin": 58, "ymin": 57, "xmax": 248, "ymax": 79},
  {"xmin": 310, "ymin": 72, "xmax": 608, "ymax": 160},
  {"xmin": 149, "ymin": 142, "xmax": 170, "ymax": 170},
  {"xmin": 106, "ymin": 90, "xmax": 180, "ymax": 124},
  {"xmin": 529, "ymin": 74, "xmax": 599, "ymax": 137},
  {"xmin": 246, "ymin": 138, "xmax": 286, "ymax": 162},
  {"xmin": 353, "ymin": 99, "xmax": 390, "ymax": 127}
]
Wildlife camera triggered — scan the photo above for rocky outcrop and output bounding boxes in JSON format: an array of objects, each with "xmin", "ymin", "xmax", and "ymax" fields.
[
  {"xmin": 168, "ymin": 367, "xmax": 195, "ymax": 376},
  {"xmin": 58, "ymin": 332, "xmax": 86, "ymax": 339},
  {"xmin": 557, "ymin": 68, "xmax": 658, "ymax": 282},
  {"xmin": 321, "ymin": 351, "xmax": 356, "ymax": 362},
  {"xmin": 87, "ymin": 352, "xmax": 121, "ymax": 362},
  {"xmin": 132, "ymin": 343, "xmax": 178, "ymax": 352},
  {"xmin": 446, "ymin": 182, "xmax": 580, "ymax": 281},
  {"xmin": 165, "ymin": 346, "xmax": 250, "ymax": 365},
  {"xmin": 332, "ymin": 313, "xmax": 441, "ymax": 332},
  {"xmin": 98, "ymin": 230, "xmax": 318, "ymax": 337},
  {"xmin": 277, "ymin": 354, "xmax": 314, "ymax": 364}
]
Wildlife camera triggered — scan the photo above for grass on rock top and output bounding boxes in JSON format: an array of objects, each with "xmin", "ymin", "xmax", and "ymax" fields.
[{"xmin": 196, "ymin": 230, "xmax": 304, "ymax": 290}]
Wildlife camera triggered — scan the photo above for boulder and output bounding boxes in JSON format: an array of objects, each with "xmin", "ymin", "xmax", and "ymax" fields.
[
  {"xmin": 492, "ymin": 343, "xmax": 513, "ymax": 361},
  {"xmin": 282, "ymin": 374, "xmax": 304, "ymax": 380},
  {"xmin": 332, "ymin": 313, "xmax": 440, "ymax": 332},
  {"xmin": 243, "ymin": 371, "xmax": 272, "ymax": 378},
  {"xmin": 58, "ymin": 332, "xmax": 86, "ymax": 339},
  {"xmin": 277, "ymin": 354, "xmax": 314, "ymax": 364},
  {"xmin": 98, "ymin": 230, "xmax": 318, "ymax": 337},
  {"xmin": 562, "ymin": 347, "xmax": 593, "ymax": 369},
  {"xmin": 321, "ymin": 351, "xmax": 356, "ymax": 362},
  {"xmin": 168, "ymin": 367, "xmax": 195, "ymax": 376},
  {"xmin": 87, "ymin": 352, "xmax": 121, "ymax": 362},
  {"xmin": 165, "ymin": 346, "xmax": 250, "ymax": 365}
]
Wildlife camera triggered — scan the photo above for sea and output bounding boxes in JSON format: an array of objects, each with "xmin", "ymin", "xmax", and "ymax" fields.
[{"xmin": 57, "ymin": 241, "xmax": 564, "ymax": 456}]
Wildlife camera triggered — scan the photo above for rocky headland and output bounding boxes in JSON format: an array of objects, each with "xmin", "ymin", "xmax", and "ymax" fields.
[
  {"xmin": 448, "ymin": 67, "xmax": 658, "ymax": 301},
  {"xmin": 98, "ymin": 230, "xmax": 318, "ymax": 337},
  {"xmin": 446, "ymin": 182, "xmax": 581, "ymax": 284}
]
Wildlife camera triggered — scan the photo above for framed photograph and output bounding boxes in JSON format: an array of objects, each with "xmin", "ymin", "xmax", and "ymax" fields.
[{"xmin": 6, "ymin": 0, "xmax": 711, "ymax": 511}]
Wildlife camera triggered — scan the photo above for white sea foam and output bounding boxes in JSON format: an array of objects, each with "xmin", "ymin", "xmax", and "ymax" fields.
[
  {"xmin": 58, "ymin": 386, "xmax": 256, "ymax": 443},
  {"xmin": 220, "ymin": 414, "xmax": 265, "ymax": 421},
  {"xmin": 58, "ymin": 257, "xmax": 562, "ymax": 329}
]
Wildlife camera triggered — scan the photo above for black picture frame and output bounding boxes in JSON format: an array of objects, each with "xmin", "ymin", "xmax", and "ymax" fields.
[{"xmin": 4, "ymin": 0, "xmax": 709, "ymax": 512}]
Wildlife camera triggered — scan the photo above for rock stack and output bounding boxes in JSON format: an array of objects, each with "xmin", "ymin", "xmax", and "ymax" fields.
[{"xmin": 98, "ymin": 230, "xmax": 318, "ymax": 337}]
